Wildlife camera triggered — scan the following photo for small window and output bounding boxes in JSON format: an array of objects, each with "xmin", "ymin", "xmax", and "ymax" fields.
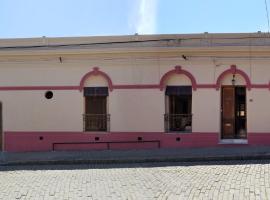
[
  {"xmin": 83, "ymin": 87, "xmax": 109, "ymax": 132},
  {"xmin": 165, "ymin": 86, "xmax": 192, "ymax": 132}
]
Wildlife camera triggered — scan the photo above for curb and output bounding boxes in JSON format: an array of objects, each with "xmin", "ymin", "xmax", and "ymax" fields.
[{"xmin": 1, "ymin": 154, "xmax": 270, "ymax": 166}]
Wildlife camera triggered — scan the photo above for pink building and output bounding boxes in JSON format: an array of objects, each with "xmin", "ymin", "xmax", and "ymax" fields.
[{"xmin": 1, "ymin": 33, "xmax": 270, "ymax": 152}]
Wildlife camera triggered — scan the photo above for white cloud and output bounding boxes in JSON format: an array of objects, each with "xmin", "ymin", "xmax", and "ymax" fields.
[{"xmin": 129, "ymin": 0, "xmax": 158, "ymax": 34}]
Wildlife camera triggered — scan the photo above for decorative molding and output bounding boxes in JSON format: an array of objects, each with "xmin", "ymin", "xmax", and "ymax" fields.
[
  {"xmin": 197, "ymin": 84, "xmax": 216, "ymax": 89},
  {"xmin": 159, "ymin": 66, "xmax": 197, "ymax": 91},
  {"xmin": 0, "ymin": 86, "xmax": 79, "ymax": 91},
  {"xmin": 4, "ymin": 131, "xmax": 219, "ymax": 134},
  {"xmin": 79, "ymin": 67, "xmax": 113, "ymax": 92},
  {"xmin": 113, "ymin": 84, "xmax": 160, "ymax": 89},
  {"xmin": 0, "ymin": 65, "xmax": 269, "ymax": 91},
  {"xmin": 215, "ymin": 65, "xmax": 252, "ymax": 90}
]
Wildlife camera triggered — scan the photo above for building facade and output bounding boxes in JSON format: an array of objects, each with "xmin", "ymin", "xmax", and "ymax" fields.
[{"xmin": 1, "ymin": 33, "xmax": 270, "ymax": 152}]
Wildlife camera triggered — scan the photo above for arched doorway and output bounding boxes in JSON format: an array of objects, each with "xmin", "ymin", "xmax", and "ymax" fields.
[{"xmin": 217, "ymin": 66, "xmax": 249, "ymax": 139}]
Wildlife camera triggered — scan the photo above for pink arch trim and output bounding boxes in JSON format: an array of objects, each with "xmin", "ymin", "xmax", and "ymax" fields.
[
  {"xmin": 79, "ymin": 67, "xmax": 113, "ymax": 91},
  {"xmin": 159, "ymin": 66, "xmax": 197, "ymax": 91},
  {"xmin": 216, "ymin": 65, "xmax": 251, "ymax": 90}
]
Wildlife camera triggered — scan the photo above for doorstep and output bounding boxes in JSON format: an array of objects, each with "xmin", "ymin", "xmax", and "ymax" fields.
[{"xmin": 219, "ymin": 139, "xmax": 248, "ymax": 144}]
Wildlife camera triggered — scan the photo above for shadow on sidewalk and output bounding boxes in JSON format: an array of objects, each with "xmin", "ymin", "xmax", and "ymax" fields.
[{"xmin": 1, "ymin": 159, "xmax": 270, "ymax": 172}]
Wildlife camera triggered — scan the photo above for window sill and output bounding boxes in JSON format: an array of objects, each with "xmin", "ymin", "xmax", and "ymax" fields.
[
  {"xmin": 83, "ymin": 131, "xmax": 109, "ymax": 134},
  {"xmin": 165, "ymin": 131, "xmax": 192, "ymax": 134},
  {"xmin": 219, "ymin": 139, "xmax": 248, "ymax": 144}
]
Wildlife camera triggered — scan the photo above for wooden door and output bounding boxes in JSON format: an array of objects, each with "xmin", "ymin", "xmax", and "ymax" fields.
[
  {"xmin": 0, "ymin": 103, "xmax": 2, "ymax": 151},
  {"xmin": 222, "ymin": 87, "xmax": 235, "ymax": 139}
]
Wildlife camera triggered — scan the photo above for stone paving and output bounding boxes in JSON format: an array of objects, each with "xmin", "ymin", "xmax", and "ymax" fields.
[{"xmin": 1, "ymin": 160, "xmax": 270, "ymax": 200}]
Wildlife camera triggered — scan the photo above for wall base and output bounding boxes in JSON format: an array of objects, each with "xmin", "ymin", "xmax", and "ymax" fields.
[
  {"xmin": 5, "ymin": 132, "xmax": 269, "ymax": 152},
  {"xmin": 4, "ymin": 131, "xmax": 219, "ymax": 152}
]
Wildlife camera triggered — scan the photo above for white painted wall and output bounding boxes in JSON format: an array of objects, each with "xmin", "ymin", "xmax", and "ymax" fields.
[
  {"xmin": 0, "ymin": 91, "xmax": 83, "ymax": 131},
  {"xmin": 84, "ymin": 76, "xmax": 108, "ymax": 87},
  {"xmin": 0, "ymin": 56, "xmax": 270, "ymax": 134},
  {"xmin": 165, "ymin": 74, "xmax": 192, "ymax": 86},
  {"xmin": 247, "ymin": 90, "xmax": 270, "ymax": 133},
  {"xmin": 109, "ymin": 89, "xmax": 164, "ymax": 132},
  {"xmin": 192, "ymin": 90, "xmax": 220, "ymax": 133}
]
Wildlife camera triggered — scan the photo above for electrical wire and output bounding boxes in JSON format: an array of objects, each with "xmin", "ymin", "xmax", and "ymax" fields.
[
  {"xmin": 1, "ymin": 35, "xmax": 270, "ymax": 50},
  {"xmin": 2, "ymin": 55, "xmax": 270, "ymax": 65},
  {"xmin": 265, "ymin": 0, "xmax": 270, "ymax": 33}
]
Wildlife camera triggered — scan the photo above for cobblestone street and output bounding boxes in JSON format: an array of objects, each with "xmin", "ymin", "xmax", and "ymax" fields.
[{"xmin": 1, "ymin": 160, "xmax": 270, "ymax": 200}]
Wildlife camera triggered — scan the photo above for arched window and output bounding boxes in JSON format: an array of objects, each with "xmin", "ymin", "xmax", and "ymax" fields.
[
  {"xmin": 161, "ymin": 66, "xmax": 195, "ymax": 133},
  {"xmin": 80, "ymin": 68, "xmax": 112, "ymax": 132}
]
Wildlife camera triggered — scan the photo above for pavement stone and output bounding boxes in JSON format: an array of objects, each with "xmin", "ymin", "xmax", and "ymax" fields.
[
  {"xmin": 0, "ymin": 160, "xmax": 270, "ymax": 200},
  {"xmin": 1, "ymin": 147, "xmax": 270, "ymax": 199},
  {"xmin": 1, "ymin": 160, "xmax": 270, "ymax": 199}
]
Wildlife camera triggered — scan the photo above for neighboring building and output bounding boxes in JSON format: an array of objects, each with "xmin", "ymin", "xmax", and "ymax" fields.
[{"xmin": 0, "ymin": 33, "xmax": 270, "ymax": 152}]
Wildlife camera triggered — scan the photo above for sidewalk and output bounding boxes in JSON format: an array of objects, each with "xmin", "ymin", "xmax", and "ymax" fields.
[{"xmin": 1, "ymin": 146, "xmax": 270, "ymax": 165}]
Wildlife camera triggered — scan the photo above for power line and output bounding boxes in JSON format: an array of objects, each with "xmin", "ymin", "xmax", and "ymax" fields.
[
  {"xmin": 1, "ymin": 35, "xmax": 270, "ymax": 50},
  {"xmin": 265, "ymin": 0, "xmax": 270, "ymax": 32}
]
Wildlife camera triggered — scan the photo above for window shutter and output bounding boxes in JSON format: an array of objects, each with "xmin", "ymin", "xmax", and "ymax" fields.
[
  {"xmin": 84, "ymin": 87, "xmax": 109, "ymax": 96},
  {"xmin": 165, "ymin": 86, "xmax": 192, "ymax": 95}
]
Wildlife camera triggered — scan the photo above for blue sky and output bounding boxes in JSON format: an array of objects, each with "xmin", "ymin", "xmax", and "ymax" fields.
[{"xmin": 0, "ymin": 0, "xmax": 268, "ymax": 38}]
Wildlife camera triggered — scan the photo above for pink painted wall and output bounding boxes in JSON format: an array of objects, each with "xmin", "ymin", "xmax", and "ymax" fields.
[
  {"xmin": 248, "ymin": 133, "xmax": 270, "ymax": 146},
  {"xmin": 4, "ymin": 132, "xmax": 219, "ymax": 152},
  {"xmin": 5, "ymin": 132, "xmax": 270, "ymax": 152}
]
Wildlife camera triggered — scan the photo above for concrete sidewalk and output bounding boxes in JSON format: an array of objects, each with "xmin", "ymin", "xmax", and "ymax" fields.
[{"xmin": 1, "ymin": 146, "xmax": 270, "ymax": 165}]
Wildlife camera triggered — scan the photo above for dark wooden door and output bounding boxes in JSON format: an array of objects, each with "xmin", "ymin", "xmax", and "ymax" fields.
[
  {"xmin": 222, "ymin": 87, "xmax": 235, "ymax": 139},
  {"xmin": 0, "ymin": 103, "xmax": 2, "ymax": 151}
]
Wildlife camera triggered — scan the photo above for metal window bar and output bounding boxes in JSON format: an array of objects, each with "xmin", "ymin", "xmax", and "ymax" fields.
[
  {"xmin": 164, "ymin": 114, "xmax": 192, "ymax": 132},
  {"xmin": 83, "ymin": 114, "xmax": 110, "ymax": 132}
]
